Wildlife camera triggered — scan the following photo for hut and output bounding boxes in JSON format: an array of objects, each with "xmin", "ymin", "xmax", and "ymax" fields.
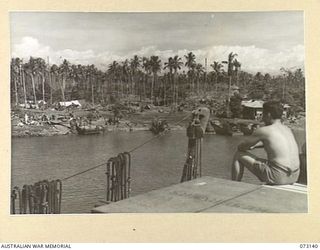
[{"xmin": 241, "ymin": 100, "xmax": 264, "ymax": 120}]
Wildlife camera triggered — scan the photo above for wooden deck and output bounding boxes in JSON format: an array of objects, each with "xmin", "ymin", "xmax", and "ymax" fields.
[{"xmin": 92, "ymin": 176, "xmax": 308, "ymax": 213}]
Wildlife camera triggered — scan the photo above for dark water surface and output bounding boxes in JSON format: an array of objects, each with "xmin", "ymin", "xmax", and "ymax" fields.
[{"xmin": 11, "ymin": 130, "xmax": 306, "ymax": 213}]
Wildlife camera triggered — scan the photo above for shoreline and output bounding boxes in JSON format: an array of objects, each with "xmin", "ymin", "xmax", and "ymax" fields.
[
  {"xmin": 11, "ymin": 107, "xmax": 306, "ymax": 138},
  {"xmin": 11, "ymin": 119, "xmax": 305, "ymax": 138}
]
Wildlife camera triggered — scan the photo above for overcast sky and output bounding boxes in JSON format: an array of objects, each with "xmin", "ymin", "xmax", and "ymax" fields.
[{"xmin": 10, "ymin": 12, "xmax": 304, "ymax": 74}]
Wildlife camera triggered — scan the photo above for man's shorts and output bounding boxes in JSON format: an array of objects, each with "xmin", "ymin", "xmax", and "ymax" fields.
[{"xmin": 252, "ymin": 158, "xmax": 300, "ymax": 185}]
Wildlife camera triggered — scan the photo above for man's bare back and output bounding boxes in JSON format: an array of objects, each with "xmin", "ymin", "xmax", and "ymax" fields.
[
  {"xmin": 253, "ymin": 121, "xmax": 300, "ymax": 170},
  {"xmin": 232, "ymin": 101, "xmax": 300, "ymax": 185}
]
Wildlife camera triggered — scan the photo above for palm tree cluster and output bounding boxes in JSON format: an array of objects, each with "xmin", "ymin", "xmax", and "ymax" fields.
[{"xmin": 10, "ymin": 52, "xmax": 305, "ymax": 112}]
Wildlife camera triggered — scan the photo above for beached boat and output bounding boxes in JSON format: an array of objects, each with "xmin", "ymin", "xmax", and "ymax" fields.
[
  {"xmin": 76, "ymin": 125, "xmax": 106, "ymax": 135},
  {"xmin": 239, "ymin": 123, "xmax": 254, "ymax": 136},
  {"xmin": 239, "ymin": 123, "xmax": 260, "ymax": 136},
  {"xmin": 150, "ymin": 119, "xmax": 169, "ymax": 134}
]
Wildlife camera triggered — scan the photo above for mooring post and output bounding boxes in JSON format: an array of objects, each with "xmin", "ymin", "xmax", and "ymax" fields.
[{"xmin": 181, "ymin": 117, "xmax": 203, "ymax": 182}]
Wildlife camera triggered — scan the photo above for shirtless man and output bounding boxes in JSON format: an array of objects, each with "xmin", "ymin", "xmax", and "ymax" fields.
[{"xmin": 232, "ymin": 101, "xmax": 300, "ymax": 185}]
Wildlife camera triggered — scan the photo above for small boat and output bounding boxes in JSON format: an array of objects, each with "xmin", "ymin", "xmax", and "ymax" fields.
[
  {"xmin": 205, "ymin": 121, "xmax": 215, "ymax": 133},
  {"xmin": 211, "ymin": 121, "xmax": 233, "ymax": 136},
  {"xmin": 76, "ymin": 124, "xmax": 106, "ymax": 135},
  {"xmin": 150, "ymin": 119, "xmax": 169, "ymax": 134},
  {"xmin": 239, "ymin": 123, "xmax": 260, "ymax": 136},
  {"xmin": 239, "ymin": 124, "xmax": 254, "ymax": 136}
]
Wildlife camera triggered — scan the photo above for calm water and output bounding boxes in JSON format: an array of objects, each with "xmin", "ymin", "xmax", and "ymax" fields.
[{"xmin": 11, "ymin": 130, "xmax": 306, "ymax": 213}]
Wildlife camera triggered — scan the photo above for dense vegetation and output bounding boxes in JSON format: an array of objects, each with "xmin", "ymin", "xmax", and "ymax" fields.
[{"xmin": 10, "ymin": 52, "xmax": 305, "ymax": 114}]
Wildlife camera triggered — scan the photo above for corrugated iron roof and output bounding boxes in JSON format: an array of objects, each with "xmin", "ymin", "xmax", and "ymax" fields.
[{"xmin": 241, "ymin": 100, "xmax": 264, "ymax": 108}]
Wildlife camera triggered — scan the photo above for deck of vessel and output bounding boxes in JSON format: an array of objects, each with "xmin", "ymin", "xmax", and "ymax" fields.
[{"xmin": 92, "ymin": 176, "xmax": 307, "ymax": 213}]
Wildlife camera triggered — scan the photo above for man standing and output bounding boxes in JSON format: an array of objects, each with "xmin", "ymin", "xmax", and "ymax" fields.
[{"xmin": 231, "ymin": 101, "xmax": 300, "ymax": 185}]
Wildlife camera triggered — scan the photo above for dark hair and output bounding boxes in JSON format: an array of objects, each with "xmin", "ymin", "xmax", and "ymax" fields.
[{"xmin": 263, "ymin": 101, "xmax": 283, "ymax": 119}]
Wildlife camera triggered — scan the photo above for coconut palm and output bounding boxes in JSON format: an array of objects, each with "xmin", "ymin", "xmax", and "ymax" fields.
[
  {"xmin": 19, "ymin": 60, "xmax": 28, "ymax": 106},
  {"xmin": 10, "ymin": 58, "xmax": 21, "ymax": 105},
  {"xmin": 130, "ymin": 55, "xmax": 141, "ymax": 95},
  {"xmin": 58, "ymin": 59, "xmax": 71, "ymax": 102},
  {"xmin": 184, "ymin": 52, "xmax": 196, "ymax": 92},
  {"xmin": 149, "ymin": 56, "xmax": 161, "ymax": 104},
  {"xmin": 233, "ymin": 58, "xmax": 241, "ymax": 85},
  {"xmin": 108, "ymin": 61, "xmax": 119, "ymax": 95},
  {"xmin": 121, "ymin": 59, "xmax": 130, "ymax": 96},
  {"xmin": 164, "ymin": 57, "xmax": 174, "ymax": 104},
  {"xmin": 142, "ymin": 57, "xmax": 151, "ymax": 100},
  {"xmin": 195, "ymin": 63, "xmax": 204, "ymax": 94},
  {"xmin": 24, "ymin": 57, "xmax": 38, "ymax": 106},
  {"xmin": 171, "ymin": 55, "xmax": 183, "ymax": 104},
  {"xmin": 210, "ymin": 61, "xmax": 223, "ymax": 92},
  {"xmin": 34, "ymin": 57, "xmax": 47, "ymax": 103}
]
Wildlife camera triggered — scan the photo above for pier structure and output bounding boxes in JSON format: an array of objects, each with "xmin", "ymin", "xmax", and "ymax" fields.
[{"xmin": 92, "ymin": 176, "xmax": 307, "ymax": 213}]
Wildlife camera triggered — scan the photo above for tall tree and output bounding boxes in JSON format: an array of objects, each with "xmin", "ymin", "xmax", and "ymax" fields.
[
  {"xmin": 24, "ymin": 57, "xmax": 38, "ymax": 106},
  {"xmin": 211, "ymin": 61, "xmax": 223, "ymax": 92},
  {"xmin": 58, "ymin": 59, "xmax": 71, "ymax": 102},
  {"xmin": 195, "ymin": 63, "xmax": 204, "ymax": 94},
  {"xmin": 130, "ymin": 55, "xmax": 140, "ymax": 96},
  {"xmin": 149, "ymin": 56, "xmax": 161, "ymax": 104},
  {"xmin": 142, "ymin": 57, "xmax": 151, "ymax": 100},
  {"xmin": 164, "ymin": 57, "xmax": 174, "ymax": 104},
  {"xmin": 233, "ymin": 58, "xmax": 241, "ymax": 85},
  {"xmin": 184, "ymin": 52, "xmax": 196, "ymax": 92},
  {"xmin": 11, "ymin": 58, "xmax": 21, "ymax": 105},
  {"xmin": 171, "ymin": 55, "xmax": 183, "ymax": 105}
]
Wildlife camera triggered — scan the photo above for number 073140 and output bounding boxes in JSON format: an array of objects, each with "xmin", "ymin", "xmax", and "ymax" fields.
[{"xmin": 300, "ymin": 244, "xmax": 319, "ymax": 248}]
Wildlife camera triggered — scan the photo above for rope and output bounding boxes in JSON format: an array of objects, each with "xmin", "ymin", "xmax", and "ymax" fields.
[
  {"xmin": 62, "ymin": 162, "xmax": 107, "ymax": 181},
  {"xmin": 11, "ymin": 112, "xmax": 192, "ymax": 214},
  {"xmin": 60, "ymin": 112, "xmax": 192, "ymax": 181}
]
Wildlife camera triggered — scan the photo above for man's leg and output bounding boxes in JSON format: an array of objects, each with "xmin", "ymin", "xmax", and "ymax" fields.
[{"xmin": 231, "ymin": 151, "xmax": 259, "ymax": 181}]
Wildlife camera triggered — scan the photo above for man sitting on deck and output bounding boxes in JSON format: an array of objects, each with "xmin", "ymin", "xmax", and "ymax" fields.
[{"xmin": 231, "ymin": 101, "xmax": 300, "ymax": 185}]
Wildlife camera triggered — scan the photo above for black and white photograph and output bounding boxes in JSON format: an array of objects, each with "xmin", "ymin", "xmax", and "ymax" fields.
[{"xmin": 10, "ymin": 11, "xmax": 307, "ymax": 214}]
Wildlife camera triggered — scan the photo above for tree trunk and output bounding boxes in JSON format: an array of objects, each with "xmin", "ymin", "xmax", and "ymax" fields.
[
  {"xmin": 29, "ymin": 74, "xmax": 37, "ymax": 106},
  {"xmin": 21, "ymin": 69, "xmax": 27, "ymax": 106},
  {"xmin": 40, "ymin": 72, "xmax": 45, "ymax": 102},
  {"xmin": 14, "ymin": 77, "xmax": 18, "ymax": 105},
  {"xmin": 164, "ymin": 75, "xmax": 167, "ymax": 106},
  {"xmin": 59, "ymin": 75, "xmax": 65, "ymax": 102},
  {"xmin": 91, "ymin": 80, "xmax": 94, "ymax": 105},
  {"xmin": 215, "ymin": 74, "xmax": 218, "ymax": 93},
  {"xmin": 151, "ymin": 73, "xmax": 155, "ymax": 104},
  {"xmin": 48, "ymin": 72, "xmax": 53, "ymax": 105},
  {"xmin": 197, "ymin": 76, "xmax": 200, "ymax": 94}
]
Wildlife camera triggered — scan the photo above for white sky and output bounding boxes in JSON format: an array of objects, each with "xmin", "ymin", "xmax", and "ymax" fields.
[{"xmin": 10, "ymin": 12, "xmax": 304, "ymax": 74}]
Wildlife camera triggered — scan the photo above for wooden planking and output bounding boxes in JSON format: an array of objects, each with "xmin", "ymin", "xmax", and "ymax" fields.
[
  {"xmin": 92, "ymin": 176, "xmax": 308, "ymax": 213},
  {"xmin": 203, "ymin": 186, "xmax": 308, "ymax": 213}
]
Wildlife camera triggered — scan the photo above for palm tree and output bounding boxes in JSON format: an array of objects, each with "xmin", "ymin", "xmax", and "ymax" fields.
[
  {"xmin": 11, "ymin": 58, "xmax": 20, "ymax": 105},
  {"xmin": 108, "ymin": 61, "xmax": 119, "ymax": 94},
  {"xmin": 58, "ymin": 59, "xmax": 71, "ymax": 102},
  {"xmin": 195, "ymin": 63, "xmax": 204, "ymax": 94},
  {"xmin": 149, "ymin": 56, "xmax": 161, "ymax": 104},
  {"xmin": 171, "ymin": 55, "xmax": 183, "ymax": 105},
  {"xmin": 142, "ymin": 57, "xmax": 151, "ymax": 100},
  {"xmin": 164, "ymin": 57, "xmax": 174, "ymax": 104},
  {"xmin": 210, "ymin": 61, "xmax": 223, "ymax": 92},
  {"xmin": 121, "ymin": 59, "xmax": 130, "ymax": 96},
  {"xmin": 19, "ymin": 60, "xmax": 27, "ymax": 106},
  {"xmin": 233, "ymin": 58, "xmax": 241, "ymax": 85},
  {"xmin": 222, "ymin": 52, "xmax": 238, "ymax": 97},
  {"xmin": 130, "ymin": 55, "xmax": 140, "ymax": 96},
  {"xmin": 87, "ymin": 64, "xmax": 97, "ymax": 105},
  {"xmin": 35, "ymin": 57, "xmax": 47, "ymax": 103},
  {"xmin": 184, "ymin": 52, "xmax": 196, "ymax": 92},
  {"xmin": 24, "ymin": 57, "xmax": 38, "ymax": 106}
]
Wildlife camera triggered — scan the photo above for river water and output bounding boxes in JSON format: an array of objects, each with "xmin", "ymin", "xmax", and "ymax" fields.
[{"xmin": 11, "ymin": 130, "xmax": 306, "ymax": 213}]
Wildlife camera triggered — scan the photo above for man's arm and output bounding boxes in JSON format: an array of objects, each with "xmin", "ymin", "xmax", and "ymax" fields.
[{"xmin": 237, "ymin": 129, "xmax": 265, "ymax": 151}]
